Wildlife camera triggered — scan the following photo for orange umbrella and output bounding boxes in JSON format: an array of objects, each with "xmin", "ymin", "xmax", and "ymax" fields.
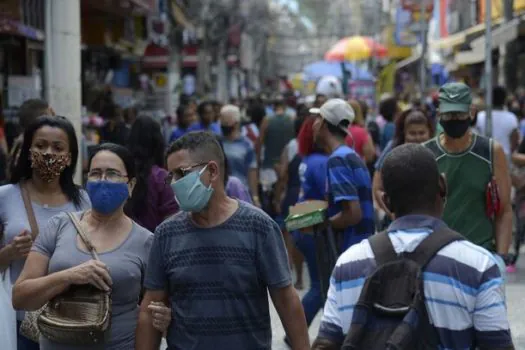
[{"xmin": 325, "ymin": 36, "xmax": 388, "ymax": 61}]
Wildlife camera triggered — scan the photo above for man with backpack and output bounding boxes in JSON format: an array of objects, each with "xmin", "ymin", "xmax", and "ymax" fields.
[{"xmin": 312, "ymin": 143, "xmax": 513, "ymax": 350}]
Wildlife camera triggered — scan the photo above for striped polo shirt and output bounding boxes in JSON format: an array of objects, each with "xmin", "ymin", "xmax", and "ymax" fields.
[
  {"xmin": 317, "ymin": 215, "xmax": 512, "ymax": 349},
  {"xmin": 327, "ymin": 145, "xmax": 374, "ymax": 250}
]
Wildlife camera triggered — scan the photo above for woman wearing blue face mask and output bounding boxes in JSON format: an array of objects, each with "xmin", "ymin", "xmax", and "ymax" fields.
[{"xmin": 13, "ymin": 143, "xmax": 172, "ymax": 349}]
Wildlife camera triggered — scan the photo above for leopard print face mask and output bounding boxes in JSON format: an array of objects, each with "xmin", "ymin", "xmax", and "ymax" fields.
[{"xmin": 30, "ymin": 150, "xmax": 70, "ymax": 183}]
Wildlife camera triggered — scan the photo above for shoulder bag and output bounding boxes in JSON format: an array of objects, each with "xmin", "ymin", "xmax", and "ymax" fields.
[
  {"xmin": 18, "ymin": 183, "xmax": 44, "ymax": 342},
  {"xmin": 36, "ymin": 212, "xmax": 111, "ymax": 345}
]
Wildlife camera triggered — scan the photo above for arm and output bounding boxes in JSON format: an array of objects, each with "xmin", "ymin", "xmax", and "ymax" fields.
[
  {"xmin": 136, "ymin": 230, "xmax": 169, "ymax": 349},
  {"xmin": 256, "ymin": 117, "xmax": 268, "ymax": 166},
  {"xmin": 258, "ymin": 220, "xmax": 309, "ymax": 348},
  {"xmin": 362, "ymin": 133, "xmax": 375, "ymax": 164},
  {"xmin": 136, "ymin": 290, "xmax": 169, "ymax": 350},
  {"xmin": 474, "ymin": 265, "xmax": 514, "ymax": 350},
  {"xmin": 269, "ymin": 285, "xmax": 310, "ymax": 349},
  {"xmin": 510, "ymin": 128, "xmax": 520, "ymax": 154},
  {"xmin": 272, "ymin": 147, "xmax": 289, "ymax": 214},
  {"xmin": 493, "ymin": 142, "xmax": 512, "ymax": 255},
  {"xmin": 12, "ymin": 252, "xmax": 72, "ymax": 310},
  {"xmin": 330, "ymin": 201, "xmax": 362, "ymax": 229},
  {"xmin": 246, "ymin": 142, "xmax": 260, "ymax": 205}
]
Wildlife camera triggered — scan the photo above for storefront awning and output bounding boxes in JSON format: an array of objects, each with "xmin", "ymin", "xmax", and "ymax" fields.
[
  {"xmin": 396, "ymin": 54, "xmax": 420, "ymax": 69},
  {"xmin": 429, "ymin": 20, "xmax": 501, "ymax": 50},
  {"xmin": 454, "ymin": 16, "xmax": 523, "ymax": 66}
]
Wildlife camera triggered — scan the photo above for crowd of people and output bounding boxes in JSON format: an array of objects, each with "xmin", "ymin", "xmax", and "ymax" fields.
[{"xmin": 0, "ymin": 80, "xmax": 519, "ymax": 349}]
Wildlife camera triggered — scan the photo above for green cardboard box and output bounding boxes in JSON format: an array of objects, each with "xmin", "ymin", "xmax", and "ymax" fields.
[{"xmin": 285, "ymin": 200, "xmax": 328, "ymax": 232}]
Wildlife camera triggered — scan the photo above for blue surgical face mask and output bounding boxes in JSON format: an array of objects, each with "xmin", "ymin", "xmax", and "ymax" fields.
[
  {"xmin": 86, "ymin": 181, "xmax": 129, "ymax": 215},
  {"xmin": 171, "ymin": 165, "xmax": 214, "ymax": 212}
]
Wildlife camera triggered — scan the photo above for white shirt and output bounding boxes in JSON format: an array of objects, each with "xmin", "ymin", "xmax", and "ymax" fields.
[{"xmin": 477, "ymin": 109, "xmax": 519, "ymax": 158}]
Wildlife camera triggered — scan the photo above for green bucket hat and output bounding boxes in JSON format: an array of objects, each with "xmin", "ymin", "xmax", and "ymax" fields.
[{"xmin": 438, "ymin": 82, "xmax": 472, "ymax": 114}]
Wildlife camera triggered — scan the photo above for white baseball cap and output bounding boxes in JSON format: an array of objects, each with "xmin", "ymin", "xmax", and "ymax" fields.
[{"xmin": 318, "ymin": 99, "xmax": 355, "ymax": 134}]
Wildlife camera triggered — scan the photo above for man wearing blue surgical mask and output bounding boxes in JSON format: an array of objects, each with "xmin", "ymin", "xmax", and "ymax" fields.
[{"xmin": 136, "ymin": 131, "xmax": 309, "ymax": 350}]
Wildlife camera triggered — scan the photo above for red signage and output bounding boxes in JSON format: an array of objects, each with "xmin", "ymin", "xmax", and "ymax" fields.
[{"xmin": 401, "ymin": 0, "xmax": 434, "ymax": 12}]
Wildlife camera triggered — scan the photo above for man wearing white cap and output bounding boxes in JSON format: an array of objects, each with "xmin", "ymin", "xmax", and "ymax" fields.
[{"xmin": 313, "ymin": 99, "xmax": 375, "ymax": 252}]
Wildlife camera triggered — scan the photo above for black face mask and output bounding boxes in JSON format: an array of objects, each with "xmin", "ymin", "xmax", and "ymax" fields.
[
  {"xmin": 439, "ymin": 119, "xmax": 470, "ymax": 139},
  {"xmin": 221, "ymin": 125, "xmax": 235, "ymax": 136}
]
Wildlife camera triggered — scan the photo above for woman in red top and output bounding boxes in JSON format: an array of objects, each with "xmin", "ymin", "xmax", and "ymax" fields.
[{"xmin": 345, "ymin": 99, "xmax": 375, "ymax": 163}]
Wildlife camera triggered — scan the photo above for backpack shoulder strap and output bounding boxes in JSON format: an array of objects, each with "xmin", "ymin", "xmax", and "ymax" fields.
[
  {"xmin": 406, "ymin": 226, "xmax": 464, "ymax": 267},
  {"xmin": 368, "ymin": 231, "xmax": 398, "ymax": 266}
]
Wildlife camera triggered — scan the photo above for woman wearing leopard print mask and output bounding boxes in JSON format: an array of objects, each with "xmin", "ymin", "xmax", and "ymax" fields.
[{"xmin": 0, "ymin": 115, "xmax": 90, "ymax": 350}]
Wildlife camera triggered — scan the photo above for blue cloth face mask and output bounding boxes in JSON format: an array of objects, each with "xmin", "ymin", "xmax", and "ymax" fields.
[
  {"xmin": 86, "ymin": 181, "xmax": 129, "ymax": 215},
  {"xmin": 171, "ymin": 165, "xmax": 214, "ymax": 212}
]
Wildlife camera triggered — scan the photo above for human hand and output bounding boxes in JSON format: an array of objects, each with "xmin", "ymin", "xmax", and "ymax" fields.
[
  {"xmin": 67, "ymin": 260, "xmax": 112, "ymax": 292},
  {"xmin": 148, "ymin": 302, "xmax": 172, "ymax": 332},
  {"xmin": 10, "ymin": 230, "xmax": 33, "ymax": 259}
]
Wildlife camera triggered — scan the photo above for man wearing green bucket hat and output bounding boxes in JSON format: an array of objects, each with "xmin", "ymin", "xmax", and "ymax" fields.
[{"xmin": 424, "ymin": 82, "xmax": 513, "ymax": 276}]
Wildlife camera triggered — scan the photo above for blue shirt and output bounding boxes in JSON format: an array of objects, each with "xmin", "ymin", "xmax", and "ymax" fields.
[
  {"xmin": 169, "ymin": 125, "xmax": 194, "ymax": 143},
  {"xmin": 327, "ymin": 145, "xmax": 374, "ymax": 250},
  {"xmin": 318, "ymin": 215, "xmax": 511, "ymax": 349},
  {"xmin": 299, "ymin": 153, "xmax": 329, "ymax": 201},
  {"xmin": 222, "ymin": 137, "xmax": 257, "ymax": 187},
  {"xmin": 381, "ymin": 121, "xmax": 395, "ymax": 151},
  {"xmin": 374, "ymin": 140, "xmax": 394, "ymax": 170},
  {"xmin": 188, "ymin": 121, "xmax": 222, "ymax": 135}
]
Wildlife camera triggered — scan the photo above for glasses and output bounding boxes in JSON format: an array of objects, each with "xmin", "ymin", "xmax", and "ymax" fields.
[
  {"xmin": 87, "ymin": 169, "xmax": 128, "ymax": 183},
  {"xmin": 165, "ymin": 162, "xmax": 208, "ymax": 184}
]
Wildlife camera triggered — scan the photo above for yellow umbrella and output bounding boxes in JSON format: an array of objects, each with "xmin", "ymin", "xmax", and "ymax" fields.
[{"xmin": 325, "ymin": 36, "xmax": 388, "ymax": 61}]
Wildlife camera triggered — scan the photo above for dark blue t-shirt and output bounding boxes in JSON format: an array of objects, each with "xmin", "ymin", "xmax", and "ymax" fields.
[
  {"xmin": 169, "ymin": 124, "xmax": 195, "ymax": 143},
  {"xmin": 144, "ymin": 201, "xmax": 291, "ymax": 350},
  {"xmin": 188, "ymin": 121, "xmax": 222, "ymax": 135},
  {"xmin": 327, "ymin": 145, "xmax": 374, "ymax": 250},
  {"xmin": 299, "ymin": 153, "xmax": 329, "ymax": 201}
]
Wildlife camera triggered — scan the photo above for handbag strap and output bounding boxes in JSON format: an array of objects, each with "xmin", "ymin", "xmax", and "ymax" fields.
[
  {"xmin": 67, "ymin": 212, "xmax": 100, "ymax": 261},
  {"xmin": 20, "ymin": 183, "xmax": 39, "ymax": 240}
]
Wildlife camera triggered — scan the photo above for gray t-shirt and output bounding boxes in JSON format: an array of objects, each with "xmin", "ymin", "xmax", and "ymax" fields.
[
  {"xmin": 145, "ymin": 201, "xmax": 292, "ymax": 350},
  {"xmin": 0, "ymin": 183, "xmax": 91, "ymax": 320},
  {"xmin": 32, "ymin": 212, "xmax": 153, "ymax": 350}
]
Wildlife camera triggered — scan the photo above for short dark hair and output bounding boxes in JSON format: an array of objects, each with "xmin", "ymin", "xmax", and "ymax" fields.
[
  {"xmin": 197, "ymin": 101, "xmax": 213, "ymax": 117},
  {"xmin": 379, "ymin": 97, "xmax": 398, "ymax": 122},
  {"xmin": 493, "ymin": 86, "xmax": 507, "ymax": 107},
  {"xmin": 325, "ymin": 120, "xmax": 349, "ymax": 139},
  {"xmin": 166, "ymin": 131, "xmax": 226, "ymax": 182},
  {"xmin": 18, "ymin": 99, "xmax": 49, "ymax": 130},
  {"xmin": 381, "ymin": 143, "xmax": 439, "ymax": 217},
  {"xmin": 11, "ymin": 115, "xmax": 82, "ymax": 208},
  {"xmin": 247, "ymin": 103, "xmax": 266, "ymax": 126}
]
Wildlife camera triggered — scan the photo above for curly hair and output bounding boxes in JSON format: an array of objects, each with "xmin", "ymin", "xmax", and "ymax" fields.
[{"xmin": 392, "ymin": 108, "xmax": 435, "ymax": 147}]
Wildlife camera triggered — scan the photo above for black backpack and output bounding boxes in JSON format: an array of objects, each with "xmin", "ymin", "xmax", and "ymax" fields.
[{"xmin": 342, "ymin": 227, "xmax": 464, "ymax": 350}]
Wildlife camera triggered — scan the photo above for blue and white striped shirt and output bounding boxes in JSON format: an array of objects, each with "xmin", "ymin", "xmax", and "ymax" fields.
[{"xmin": 317, "ymin": 215, "xmax": 512, "ymax": 349}]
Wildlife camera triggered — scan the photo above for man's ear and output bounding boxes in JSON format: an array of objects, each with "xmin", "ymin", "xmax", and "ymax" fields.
[{"xmin": 382, "ymin": 192, "xmax": 393, "ymax": 214}]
